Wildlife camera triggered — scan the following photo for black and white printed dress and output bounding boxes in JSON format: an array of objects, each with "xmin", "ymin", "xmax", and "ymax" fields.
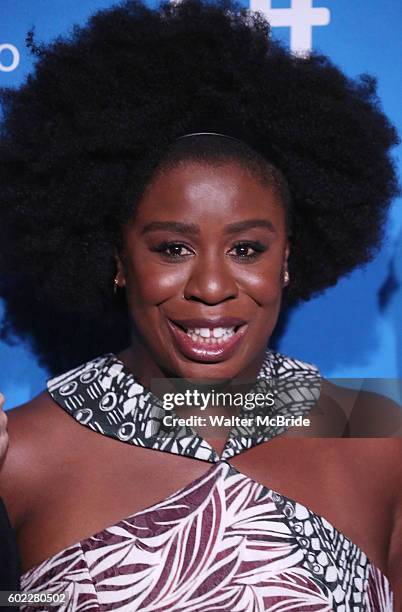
[{"xmin": 20, "ymin": 351, "xmax": 393, "ymax": 611}]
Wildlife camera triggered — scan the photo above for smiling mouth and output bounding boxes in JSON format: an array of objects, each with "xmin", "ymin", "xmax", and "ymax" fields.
[
  {"xmin": 166, "ymin": 319, "xmax": 248, "ymax": 362},
  {"xmin": 181, "ymin": 323, "xmax": 241, "ymax": 342}
]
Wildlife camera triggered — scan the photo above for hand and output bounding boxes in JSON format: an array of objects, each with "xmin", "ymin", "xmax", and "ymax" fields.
[{"xmin": 0, "ymin": 393, "xmax": 9, "ymax": 462}]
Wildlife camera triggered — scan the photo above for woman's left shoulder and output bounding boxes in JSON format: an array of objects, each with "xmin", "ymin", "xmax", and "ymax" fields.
[{"xmin": 320, "ymin": 378, "xmax": 402, "ymax": 438}]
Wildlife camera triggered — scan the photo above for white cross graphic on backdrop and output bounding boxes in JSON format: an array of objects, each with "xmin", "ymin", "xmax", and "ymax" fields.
[{"xmin": 249, "ymin": 0, "xmax": 331, "ymax": 55}]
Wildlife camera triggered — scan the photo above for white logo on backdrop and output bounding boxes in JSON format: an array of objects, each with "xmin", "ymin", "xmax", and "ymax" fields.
[
  {"xmin": 0, "ymin": 43, "xmax": 20, "ymax": 72},
  {"xmin": 249, "ymin": 0, "xmax": 330, "ymax": 55}
]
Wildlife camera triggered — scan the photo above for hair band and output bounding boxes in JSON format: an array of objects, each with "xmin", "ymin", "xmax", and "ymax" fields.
[{"xmin": 175, "ymin": 132, "xmax": 244, "ymax": 145}]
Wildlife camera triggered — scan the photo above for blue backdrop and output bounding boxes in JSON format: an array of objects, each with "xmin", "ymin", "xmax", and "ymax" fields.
[{"xmin": 0, "ymin": 0, "xmax": 401, "ymax": 408}]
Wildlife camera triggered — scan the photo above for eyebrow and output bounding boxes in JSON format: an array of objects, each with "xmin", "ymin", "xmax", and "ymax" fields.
[
  {"xmin": 141, "ymin": 221, "xmax": 199, "ymax": 235},
  {"xmin": 141, "ymin": 219, "xmax": 276, "ymax": 235},
  {"xmin": 225, "ymin": 219, "xmax": 276, "ymax": 234}
]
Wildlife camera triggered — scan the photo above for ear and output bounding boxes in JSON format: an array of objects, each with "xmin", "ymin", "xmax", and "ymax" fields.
[
  {"xmin": 284, "ymin": 241, "xmax": 290, "ymax": 264},
  {"xmin": 283, "ymin": 241, "xmax": 290, "ymax": 287},
  {"xmin": 114, "ymin": 250, "xmax": 127, "ymax": 289}
]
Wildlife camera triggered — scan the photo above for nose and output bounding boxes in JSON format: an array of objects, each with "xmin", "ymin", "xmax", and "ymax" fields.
[{"xmin": 183, "ymin": 255, "xmax": 238, "ymax": 304}]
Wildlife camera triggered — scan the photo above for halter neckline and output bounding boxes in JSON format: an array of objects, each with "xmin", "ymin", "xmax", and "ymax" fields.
[{"xmin": 47, "ymin": 350, "xmax": 321, "ymax": 462}]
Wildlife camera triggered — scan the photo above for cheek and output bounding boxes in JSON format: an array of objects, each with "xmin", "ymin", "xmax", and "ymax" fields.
[
  {"xmin": 126, "ymin": 260, "xmax": 188, "ymax": 306},
  {"xmin": 237, "ymin": 265, "xmax": 283, "ymax": 306}
]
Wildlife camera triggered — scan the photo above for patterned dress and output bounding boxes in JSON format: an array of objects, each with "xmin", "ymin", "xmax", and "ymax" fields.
[{"xmin": 20, "ymin": 352, "xmax": 393, "ymax": 611}]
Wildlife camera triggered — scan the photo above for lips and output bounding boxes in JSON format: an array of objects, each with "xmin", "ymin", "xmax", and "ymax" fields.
[{"xmin": 166, "ymin": 317, "xmax": 248, "ymax": 363}]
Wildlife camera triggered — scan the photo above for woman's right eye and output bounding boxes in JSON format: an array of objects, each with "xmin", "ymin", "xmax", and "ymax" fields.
[{"xmin": 151, "ymin": 242, "xmax": 194, "ymax": 259}]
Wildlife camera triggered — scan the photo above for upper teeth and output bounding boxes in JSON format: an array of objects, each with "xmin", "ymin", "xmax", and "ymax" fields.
[{"xmin": 187, "ymin": 327, "xmax": 235, "ymax": 338}]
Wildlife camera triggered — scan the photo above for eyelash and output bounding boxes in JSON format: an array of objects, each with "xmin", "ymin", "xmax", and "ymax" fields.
[{"xmin": 151, "ymin": 241, "xmax": 267, "ymax": 262}]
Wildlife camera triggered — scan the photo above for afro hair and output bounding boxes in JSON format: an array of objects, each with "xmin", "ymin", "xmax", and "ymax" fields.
[{"xmin": 0, "ymin": 0, "xmax": 399, "ymax": 374}]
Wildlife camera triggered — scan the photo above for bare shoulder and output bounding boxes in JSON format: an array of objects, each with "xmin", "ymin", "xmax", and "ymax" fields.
[
  {"xmin": 322, "ymin": 378, "xmax": 402, "ymax": 481},
  {"xmin": 0, "ymin": 391, "xmax": 77, "ymax": 530},
  {"xmin": 320, "ymin": 378, "xmax": 402, "ymax": 437}
]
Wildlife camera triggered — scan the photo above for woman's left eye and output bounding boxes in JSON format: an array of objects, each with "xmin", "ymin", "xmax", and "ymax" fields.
[{"xmin": 228, "ymin": 242, "xmax": 267, "ymax": 261}]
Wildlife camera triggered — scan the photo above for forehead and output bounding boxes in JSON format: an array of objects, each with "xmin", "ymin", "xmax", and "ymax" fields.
[{"xmin": 134, "ymin": 160, "xmax": 285, "ymax": 224}]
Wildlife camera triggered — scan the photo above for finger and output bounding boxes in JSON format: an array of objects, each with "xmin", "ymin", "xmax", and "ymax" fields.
[
  {"xmin": 0, "ymin": 391, "xmax": 8, "ymax": 462},
  {"xmin": 0, "ymin": 406, "xmax": 7, "ymax": 429},
  {"xmin": 0, "ymin": 431, "xmax": 9, "ymax": 458}
]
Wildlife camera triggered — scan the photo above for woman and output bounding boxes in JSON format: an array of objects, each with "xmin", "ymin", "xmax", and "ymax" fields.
[{"xmin": 0, "ymin": 0, "xmax": 401, "ymax": 609}]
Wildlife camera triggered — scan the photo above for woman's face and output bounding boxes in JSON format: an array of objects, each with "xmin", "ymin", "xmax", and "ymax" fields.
[{"xmin": 118, "ymin": 160, "xmax": 289, "ymax": 381}]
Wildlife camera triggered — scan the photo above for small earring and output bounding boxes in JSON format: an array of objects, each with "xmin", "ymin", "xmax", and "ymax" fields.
[
  {"xmin": 283, "ymin": 269, "xmax": 290, "ymax": 286},
  {"xmin": 113, "ymin": 276, "xmax": 119, "ymax": 295}
]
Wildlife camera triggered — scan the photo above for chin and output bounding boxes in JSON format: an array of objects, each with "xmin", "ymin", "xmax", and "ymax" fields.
[{"xmin": 169, "ymin": 354, "xmax": 253, "ymax": 383}]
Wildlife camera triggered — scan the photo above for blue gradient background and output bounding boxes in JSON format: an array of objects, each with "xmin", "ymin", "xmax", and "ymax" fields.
[{"xmin": 0, "ymin": 0, "xmax": 401, "ymax": 408}]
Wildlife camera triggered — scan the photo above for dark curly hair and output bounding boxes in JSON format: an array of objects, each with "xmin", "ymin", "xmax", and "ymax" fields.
[{"xmin": 0, "ymin": 0, "xmax": 399, "ymax": 374}]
